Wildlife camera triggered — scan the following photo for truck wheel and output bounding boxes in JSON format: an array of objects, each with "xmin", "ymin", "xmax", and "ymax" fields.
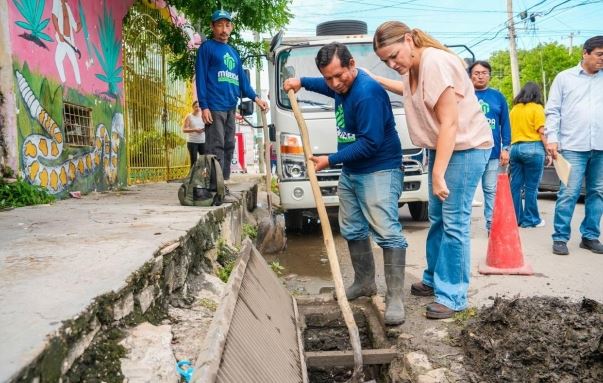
[
  {"xmin": 409, "ymin": 202, "xmax": 429, "ymax": 221},
  {"xmin": 316, "ymin": 20, "xmax": 368, "ymax": 36},
  {"xmin": 284, "ymin": 210, "xmax": 304, "ymax": 233}
]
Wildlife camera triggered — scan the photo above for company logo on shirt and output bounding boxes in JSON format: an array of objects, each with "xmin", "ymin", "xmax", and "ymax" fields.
[
  {"xmin": 479, "ymin": 99, "xmax": 490, "ymax": 114},
  {"xmin": 224, "ymin": 52, "xmax": 236, "ymax": 71},
  {"xmin": 335, "ymin": 105, "xmax": 355, "ymax": 143},
  {"xmin": 217, "ymin": 52, "xmax": 239, "ymax": 85},
  {"xmin": 479, "ymin": 99, "xmax": 495, "ymax": 130}
]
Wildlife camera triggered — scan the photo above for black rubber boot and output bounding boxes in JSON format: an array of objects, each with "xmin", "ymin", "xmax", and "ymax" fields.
[
  {"xmin": 383, "ymin": 248, "xmax": 406, "ymax": 325},
  {"xmin": 345, "ymin": 238, "xmax": 377, "ymax": 300}
]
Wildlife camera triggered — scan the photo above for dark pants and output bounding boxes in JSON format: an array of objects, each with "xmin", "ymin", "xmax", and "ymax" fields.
[
  {"xmin": 187, "ymin": 142, "xmax": 206, "ymax": 167},
  {"xmin": 205, "ymin": 110, "xmax": 236, "ymax": 180}
]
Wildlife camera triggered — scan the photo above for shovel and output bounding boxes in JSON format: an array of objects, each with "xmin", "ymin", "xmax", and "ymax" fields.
[
  {"xmin": 288, "ymin": 90, "xmax": 369, "ymax": 383},
  {"xmin": 256, "ymin": 109, "xmax": 287, "ymax": 254}
]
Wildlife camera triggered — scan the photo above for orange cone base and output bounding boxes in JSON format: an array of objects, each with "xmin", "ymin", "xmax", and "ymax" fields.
[{"xmin": 478, "ymin": 261, "xmax": 534, "ymax": 275}]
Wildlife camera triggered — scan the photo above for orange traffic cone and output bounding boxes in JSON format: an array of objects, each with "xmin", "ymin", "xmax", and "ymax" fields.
[{"xmin": 478, "ymin": 173, "xmax": 533, "ymax": 275}]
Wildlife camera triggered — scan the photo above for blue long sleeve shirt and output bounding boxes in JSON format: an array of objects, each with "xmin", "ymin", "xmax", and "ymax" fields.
[
  {"xmin": 544, "ymin": 63, "xmax": 603, "ymax": 151},
  {"xmin": 475, "ymin": 87, "xmax": 511, "ymax": 160},
  {"xmin": 300, "ymin": 69, "xmax": 402, "ymax": 174},
  {"xmin": 195, "ymin": 39, "xmax": 257, "ymax": 111}
]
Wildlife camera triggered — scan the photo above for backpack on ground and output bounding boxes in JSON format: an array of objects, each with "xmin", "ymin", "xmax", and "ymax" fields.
[{"xmin": 178, "ymin": 155, "xmax": 225, "ymax": 206}]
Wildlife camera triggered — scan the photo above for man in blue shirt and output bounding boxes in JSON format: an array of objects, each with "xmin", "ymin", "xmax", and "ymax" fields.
[
  {"xmin": 545, "ymin": 36, "xmax": 603, "ymax": 255},
  {"xmin": 195, "ymin": 10, "xmax": 268, "ymax": 180},
  {"xmin": 469, "ymin": 61, "xmax": 511, "ymax": 232},
  {"xmin": 284, "ymin": 43, "xmax": 408, "ymax": 325}
]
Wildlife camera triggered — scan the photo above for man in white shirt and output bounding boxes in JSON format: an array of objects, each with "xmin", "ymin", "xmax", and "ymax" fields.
[
  {"xmin": 545, "ymin": 36, "xmax": 603, "ymax": 255},
  {"xmin": 52, "ymin": 0, "xmax": 81, "ymax": 84}
]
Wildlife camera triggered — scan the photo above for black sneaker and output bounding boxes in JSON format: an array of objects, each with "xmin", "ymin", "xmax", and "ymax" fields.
[
  {"xmin": 580, "ymin": 238, "xmax": 603, "ymax": 254},
  {"xmin": 552, "ymin": 241, "xmax": 569, "ymax": 255}
]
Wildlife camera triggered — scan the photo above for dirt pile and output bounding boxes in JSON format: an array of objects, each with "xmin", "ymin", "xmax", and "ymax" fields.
[{"xmin": 460, "ymin": 296, "xmax": 603, "ymax": 382}]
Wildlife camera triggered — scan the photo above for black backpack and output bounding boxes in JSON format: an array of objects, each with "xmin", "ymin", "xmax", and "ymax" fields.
[{"xmin": 178, "ymin": 155, "xmax": 225, "ymax": 206}]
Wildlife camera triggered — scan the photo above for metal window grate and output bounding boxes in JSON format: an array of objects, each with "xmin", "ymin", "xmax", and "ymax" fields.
[{"xmin": 63, "ymin": 102, "xmax": 92, "ymax": 146}]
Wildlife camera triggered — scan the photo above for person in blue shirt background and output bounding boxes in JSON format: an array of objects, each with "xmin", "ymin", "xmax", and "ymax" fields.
[
  {"xmin": 469, "ymin": 61, "xmax": 511, "ymax": 233},
  {"xmin": 284, "ymin": 43, "xmax": 408, "ymax": 325},
  {"xmin": 195, "ymin": 10, "xmax": 268, "ymax": 181},
  {"xmin": 545, "ymin": 35, "xmax": 603, "ymax": 256}
]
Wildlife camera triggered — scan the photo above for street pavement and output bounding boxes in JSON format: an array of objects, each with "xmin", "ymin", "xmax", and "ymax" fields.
[
  {"xmin": 0, "ymin": 177, "xmax": 257, "ymax": 382},
  {"xmin": 403, "ymin": 191, "xmax": 603, "ymax": 306}
]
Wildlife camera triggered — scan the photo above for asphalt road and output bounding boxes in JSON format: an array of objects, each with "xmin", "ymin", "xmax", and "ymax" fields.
[{"xmin": 273, "ymin": 191, "xmax": 603, "ymax": 307}]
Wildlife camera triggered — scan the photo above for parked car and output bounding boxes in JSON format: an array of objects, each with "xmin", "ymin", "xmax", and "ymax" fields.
[{"xmin": 539, "ymin": 164, "xmax": 586, "ymax": 195}]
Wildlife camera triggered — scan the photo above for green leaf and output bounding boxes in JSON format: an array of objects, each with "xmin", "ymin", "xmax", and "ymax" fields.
[
  {"xmin": 15, "ymin": 20, "xmax": 34, "ymax": 31},
  {"xmin": 37, "ymin": 31, "xmax": 53, "ymax": 42},
  {"xmin": 38, "ymin": 17, "xmax": 49, "ymax": 30},
  {"xmin": 96, "ymin": 73, "xmax": 109, "ymax": 82}
]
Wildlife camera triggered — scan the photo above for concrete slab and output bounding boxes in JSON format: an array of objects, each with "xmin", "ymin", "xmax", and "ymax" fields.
[{"xmin": 0, "ymin": 176, "xmax": 259, "ymax": 382}]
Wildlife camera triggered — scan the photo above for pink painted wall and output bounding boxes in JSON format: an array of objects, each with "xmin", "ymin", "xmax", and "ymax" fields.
[{"xmin": 8, "ymin": 0, "xmax": 134, "ymax": 97}]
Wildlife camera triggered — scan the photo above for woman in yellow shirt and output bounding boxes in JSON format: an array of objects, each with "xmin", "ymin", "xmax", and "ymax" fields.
[{"xmin": 509, "ymin": 82, "xmax": 549, "ymax": 228}]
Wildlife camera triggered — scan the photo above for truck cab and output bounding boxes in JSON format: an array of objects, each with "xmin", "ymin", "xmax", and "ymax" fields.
[{"xmin": 266, "ymin": 27, "xmax": 429, "ymax": 230}]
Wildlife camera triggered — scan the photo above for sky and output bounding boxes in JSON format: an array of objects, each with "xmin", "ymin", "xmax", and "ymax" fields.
[{"xmin": 282, "ymin": 0, "xmax": 603, "ymax": 60}]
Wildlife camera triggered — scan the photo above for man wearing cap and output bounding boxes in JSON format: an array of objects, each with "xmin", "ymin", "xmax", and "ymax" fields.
[{"xmin": 195, "ymin": 10, "xmax": 268, "ymax": 180}]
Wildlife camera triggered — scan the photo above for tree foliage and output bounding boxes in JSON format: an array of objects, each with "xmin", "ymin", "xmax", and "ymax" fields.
[
  {"xmin": 158, "ymin": 0, "xmax": 292, "ymax": 80},
  {"xmin": 488, "ymin": 42, "xmax": 582, "ymax": 105}
]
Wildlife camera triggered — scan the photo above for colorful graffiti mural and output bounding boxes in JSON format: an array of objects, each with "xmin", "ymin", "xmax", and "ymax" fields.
[
  {"xmin": 15, "ymin": 69, "xmax": 123, "ymax": 194},
  {"xmin": 8, "ymin": 0, "xmax": 132, "ymax": 195},
  {"xmin": 7, "ymin": 0, "xmax": 201, "ymax": 195},
  {"xmin": 9, "ymin": 0, "xmax": 131, "ymax": 97}
]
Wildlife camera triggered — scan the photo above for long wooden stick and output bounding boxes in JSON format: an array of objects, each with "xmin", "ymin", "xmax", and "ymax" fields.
[{"xmin": 287, "ymin": 89, "xmax": 364, "ymax": 382}]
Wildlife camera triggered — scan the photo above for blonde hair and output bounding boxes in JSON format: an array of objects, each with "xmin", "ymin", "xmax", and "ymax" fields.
[{"xmin": 373, "ymin": 21, "xmax": 454, "ymax": 55}]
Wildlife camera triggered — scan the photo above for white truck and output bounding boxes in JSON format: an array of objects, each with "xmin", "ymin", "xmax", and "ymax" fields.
[{"xmin": 265, "ymin": 22, "xmax": 429, "ymax": 231}]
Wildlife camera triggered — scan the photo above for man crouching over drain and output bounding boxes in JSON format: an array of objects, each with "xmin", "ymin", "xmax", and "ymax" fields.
[{"xmin": 284, "ymin": 43, "xmax": 408, "ymax": 325}]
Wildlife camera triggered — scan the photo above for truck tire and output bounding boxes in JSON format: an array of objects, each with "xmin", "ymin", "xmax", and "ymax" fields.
[
  {"xmin": 316, "ymin": 20, "xmax": 367, "ymax": 36},
  {"xmin": 409, "ymin": 202, "xmax": 429, "ymax": 221}
]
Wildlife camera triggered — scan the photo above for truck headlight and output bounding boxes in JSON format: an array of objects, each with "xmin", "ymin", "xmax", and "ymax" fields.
[
  {"xmin": 280, "ymin": 133, "xmax": 307, "ymax": 179},
  {"xmin": 283, "ymin": 158, "xmax": 306, "ymax": 179}
]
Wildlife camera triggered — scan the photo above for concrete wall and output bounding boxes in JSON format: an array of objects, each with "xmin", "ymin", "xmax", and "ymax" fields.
[{"xmin": 0, "ymin": 0, "xmax": 18, "ymax": 171}]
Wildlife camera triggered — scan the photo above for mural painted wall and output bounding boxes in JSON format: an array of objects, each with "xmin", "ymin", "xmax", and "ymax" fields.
[{"xmin": 8, "ymin": 0, "xmax": 134, "ymax": 196}]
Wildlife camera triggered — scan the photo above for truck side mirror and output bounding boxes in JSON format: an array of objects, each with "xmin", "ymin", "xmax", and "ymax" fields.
[
  {"xmin": 284, "ymin": 66, "xmax": 296, "ymax": 79},
  {"xmin": 239, "ymin": 99, "xmax": 254, "ymax": 116}
]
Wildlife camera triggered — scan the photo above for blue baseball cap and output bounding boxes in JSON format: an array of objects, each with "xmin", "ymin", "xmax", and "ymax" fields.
[{"xmin": 211, "ymin": 10, "xmax": 232, "ymax": 22}]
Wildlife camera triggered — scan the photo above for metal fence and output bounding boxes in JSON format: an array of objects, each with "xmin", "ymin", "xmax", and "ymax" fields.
[{"xmin": 123, "ymin": 3, "xmax": 191, "ymax": 184}]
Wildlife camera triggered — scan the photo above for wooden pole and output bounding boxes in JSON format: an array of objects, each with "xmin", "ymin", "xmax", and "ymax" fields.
[{"xmin": 287, "ymin": 89, "xmax": 364, "ymax": 382}]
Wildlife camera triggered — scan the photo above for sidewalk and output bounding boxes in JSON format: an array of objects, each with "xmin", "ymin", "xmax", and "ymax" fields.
[{"xmin": 0, "ymin": 176, "xmax": 259, "ymax": 381}]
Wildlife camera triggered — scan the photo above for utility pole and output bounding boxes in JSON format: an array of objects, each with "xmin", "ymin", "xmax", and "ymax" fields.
[
  {"xmin": 507, "ymin": 0, "xmax": 521, "ymax": 97},
  {"xmin": 568, "ymin": 32, "xmax": 574, "ymax": 55}
]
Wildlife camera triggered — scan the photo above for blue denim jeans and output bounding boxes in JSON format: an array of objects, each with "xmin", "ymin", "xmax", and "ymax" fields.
[
  {"xmin": 553, "ymin": 150, "xmax": 603, "ymax": 242},
  {"xmin": 338, "ymin": 168, "xmax": 408, "ymax": 249},
  {"xmin": 423, "ymin": 148, "xmax": 490, "ymax": 311},
  {"xmin": 481, "ymin": 158, "xmax": 502, "ymax": 231},
  {"xmin": 510, "ymin": 142, "xmax": 545, "ymax": 227}
]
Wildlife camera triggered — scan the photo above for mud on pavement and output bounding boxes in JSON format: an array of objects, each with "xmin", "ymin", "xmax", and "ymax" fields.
[{"xmin": 458, "ymin": 296, "xmax": 603, "ymax": 382}]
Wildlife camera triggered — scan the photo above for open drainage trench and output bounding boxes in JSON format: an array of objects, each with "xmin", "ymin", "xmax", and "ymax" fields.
[
  {"xmin": 269, "ymin": 232, "xmax": 603, "ymax": 383},
  {"xmin": 298, "ymin": 299, "xmax": 394, "ymax": 383}
]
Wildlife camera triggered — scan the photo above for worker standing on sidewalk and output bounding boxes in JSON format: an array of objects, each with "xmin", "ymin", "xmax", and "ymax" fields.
[{"xmin": 195, "ymin": 10, "xmax": 268, "ymax": 181}]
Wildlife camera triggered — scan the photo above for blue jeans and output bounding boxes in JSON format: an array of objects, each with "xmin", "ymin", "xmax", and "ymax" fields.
[
  {"xmin": 481, "ymin": 158, "xmax": 502, "ymax": 231},
  {"xmin": 338, "ymin": 168, "xmax": 408, "ymax": 249},
  {"xmin": 553, "ymin": 150, "xmax": 603, "ymax": 242},
  {"xmin": 510, "ymin": 142, "xmax": 545, "ymax": 227},
  {"xmin": 423, "ymin": 148, "xmax": 490, "ymax": 311}
]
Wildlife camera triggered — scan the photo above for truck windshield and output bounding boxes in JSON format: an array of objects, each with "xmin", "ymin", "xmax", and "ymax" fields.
[{"xmin": 277, "ymin": 42, "xmax": 403, "ymax": 112}]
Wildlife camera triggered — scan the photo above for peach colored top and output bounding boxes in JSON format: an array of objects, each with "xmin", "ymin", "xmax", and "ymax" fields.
[{"xmin": 403, "ymin": 48, "xmax": 493, "ymax": 150}]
